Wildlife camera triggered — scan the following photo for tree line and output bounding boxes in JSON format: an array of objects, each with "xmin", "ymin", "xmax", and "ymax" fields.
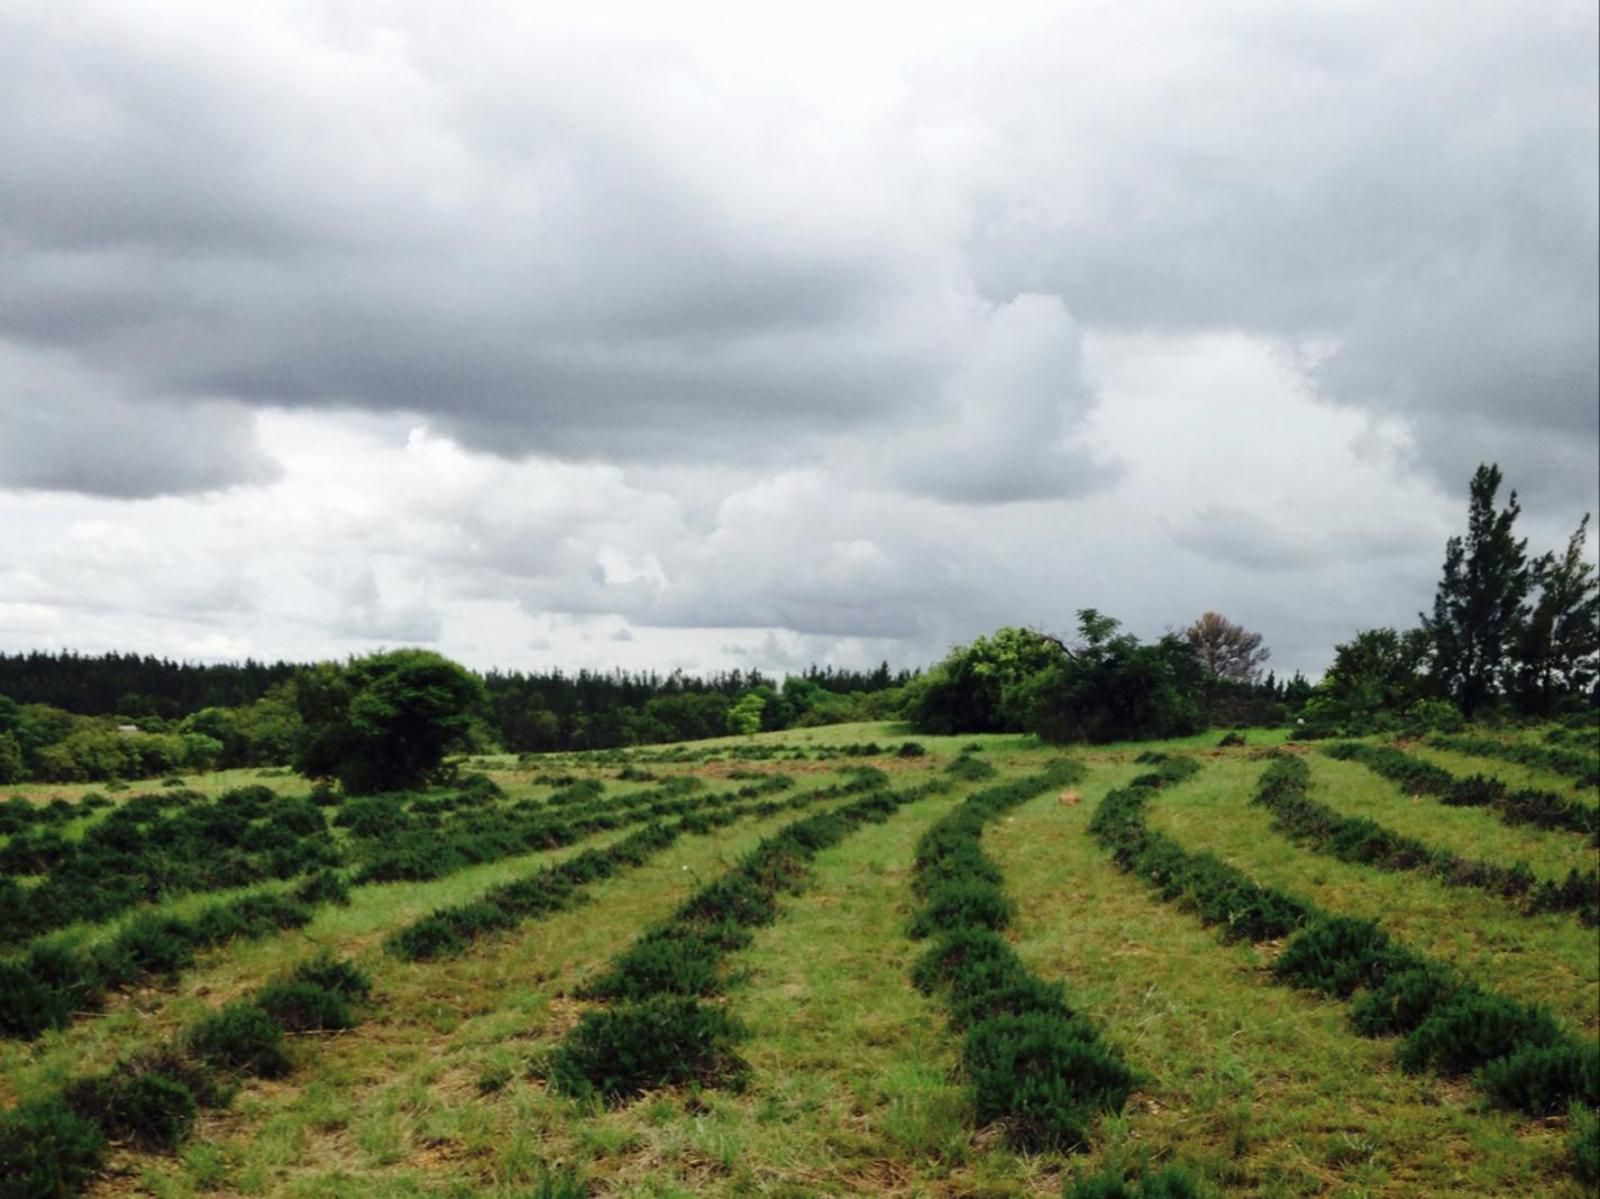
[
  {"xmin": 0, "ymin": 656, "xmax": 915, "ymax": 785},
  {"xmin": 0, "ymin": 461, "xmax": 1592, "ymax": 784}
]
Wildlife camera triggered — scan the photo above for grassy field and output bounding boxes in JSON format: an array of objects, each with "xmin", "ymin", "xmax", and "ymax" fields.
[{"xmin": 2, "ymin": 722, "xmax": 1596, "ymax": 1197}]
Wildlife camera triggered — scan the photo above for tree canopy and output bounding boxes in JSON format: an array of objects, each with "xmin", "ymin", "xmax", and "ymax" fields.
[
  {"xmin": 294, "ymin": 649, "xmax": 486, "ymax": 794},
  {"xmin": 1422, "ymin": 464, "xmax": 1531, "ymax": 717}
]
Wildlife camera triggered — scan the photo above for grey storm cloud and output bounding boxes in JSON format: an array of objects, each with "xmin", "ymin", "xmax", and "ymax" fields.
[
  {"xmin": 0, "ymin": 1, "xmax": 1593, "ymax": 509},
  {"xmin": 0, "ymin": 1, "xmax": 1593, "ymax": 679},
  {"xmin": 960, "ymin": 3, "xmax": 1598, "ymax": 503}
]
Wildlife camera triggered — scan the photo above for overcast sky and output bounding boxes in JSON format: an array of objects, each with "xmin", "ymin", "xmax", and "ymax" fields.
[{"xmin": 1, "ymin": 0, "xmax": 1595, "ymax": 681}]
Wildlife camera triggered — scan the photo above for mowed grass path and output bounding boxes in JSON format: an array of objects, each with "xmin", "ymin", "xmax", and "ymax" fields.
[
  {"xmin": 1406, "ymin": 741, "xmax": 1600, "ymax": 800},
  {"xmin": 1142, "ymin": 755, "xmax": 1598, "ymax": 1036},
  {"xmin": 1305, "ymin": 753, "xmax": 1597, "ymax": 884},
  {"xmin": 987, "ymin": 753, "xmax": 1587, "ymax": 1197}
]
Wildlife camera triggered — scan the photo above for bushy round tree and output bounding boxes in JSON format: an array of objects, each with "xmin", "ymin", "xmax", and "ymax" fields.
[{"xmin": 294, "ymin": 650, "xmax": 485, "ymax": 794}]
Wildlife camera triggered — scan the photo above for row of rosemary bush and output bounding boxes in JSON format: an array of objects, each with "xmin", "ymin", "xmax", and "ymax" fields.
[
  {"xmin": 1089, "ymin": 754, "xmax": 1598, "ymax": 1180},
  {"xmin": 348, "ymin": 776, "xmax": 716, "ymax": 884},
  {"xmin": 0, "ymin": 889, "xmax": 326, "ymax": 1041},
  {"xmin": 1, "ymin": 771, "xmax": 510, "ymax": 945},
  {"xmin": 0, "ymin": 771, "xmax": 755, "ymax": 1043},
  {"xmin": 1323, "ymin": 742, "xmax": 1599, "ymax": 839},
  {"xmin": 549, "ymin": 774, "xmax": 943, "ymax": 1103},
  {"xmin": 0, "ymin": 951, "xmax": 371, "ymax": 1199},
  {"xmin": 0, "ymin": 785, "xmax": 338, "ymax": 945},
  {"xmin": 908, "ymin": 758, "xmax": 1136, "ymax": 1154},
  {"xmin": 386, "ymin": 774, "xmax": 844, "ymax": 962},
  {"xmin": 1254, "ymin": 754, "xmax": 1597, "ymax": 924},
  {"xmin": 0, "ymin": 776, "xmax": 759, "ymax": 1040}
]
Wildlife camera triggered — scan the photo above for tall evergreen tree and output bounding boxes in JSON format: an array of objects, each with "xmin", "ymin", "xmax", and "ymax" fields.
[
  {"xmin": 1422, "ymin": 464, "xmax": 1531, "ymax": 717},
  {"xmin": 1515, "ymin": 514, "xmax": 1600, "ymax": 713}
]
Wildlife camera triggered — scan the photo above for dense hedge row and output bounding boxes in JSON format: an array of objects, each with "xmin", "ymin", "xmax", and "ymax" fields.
[
  {"xmin": 1428, "ymin": 733, "xmax": 1600, "ymax": 791},
  {"xmin": 550, "ymin": 777, "xmax": 945, "ymax": 1103},
  {"xmin": 1323, "ymin": 742, "xmax": 1600, "ymax": 839},
  {"xmin": 1089, "ymin": 755, "xmax": 1599, "ymax": 1178},
  {"xmin": 1, "ymin": 785, "xmax": 340, "ymax": 946},
  {"xmin": 386, "ymin": 774, "xmax": 851, "ymax": 962},
  {"xmin": 0, "ymin": 952, "xmax": 371, "ymax": 1199},
  {"xmin": 908, "ymin": 759, "xmax": 1135, "ymax": 1153},
  {"xmin": 1254, "ymin": 755, "xmax": 1598, "ymax": 924}
]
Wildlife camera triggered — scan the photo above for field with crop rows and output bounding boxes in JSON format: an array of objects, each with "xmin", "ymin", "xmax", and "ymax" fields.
[{"xmin": 1, "ymin": 722, "xmax": 1596, "ymax": 1198}]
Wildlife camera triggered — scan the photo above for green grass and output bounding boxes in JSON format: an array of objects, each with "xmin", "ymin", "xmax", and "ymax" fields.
[
  {"xmin": 1408, "ymin": 741, "xmax": 1600, "ymax": 800},
  {"xmin": 1143, "ymin": 757, "xmax": 1598, "ymax": 1036},
  {"xmin": 1309, "ymin": 753, "xmax": 1595, "ymax": 884},
  {"xmin": 2, "ymin": 729, "xmax": 1594, "ymax": 1197},
  {"xmin": 989, "ymin": 760, "xmax": 1584, "ymax": 1196}
]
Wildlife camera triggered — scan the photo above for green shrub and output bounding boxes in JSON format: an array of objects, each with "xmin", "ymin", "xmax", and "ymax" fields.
[
  {"xmin": 254, "ymin": 981, "xmax": 354, "ymax": 1032},
  {"xmin": 583, "ymin": 929, "xmax": 722, "ymax": 1001},
  {"xmin": 100, "ymin": 913, "xmax": 195, "ymax": 981},
  {"xmin": 192, "ymin": 893, "xmax": 312, "ymax": 946},
  {"xmin": 908, "ymin": 878, "xmax": 1015, "ymax": 939},
  {"xmin": 1272, "ymin": 916, "xmax": 1414, "ymax": 999},
  {"xmin": 292, "ymin": 868, "xmax": 350, "ymax": 906},
  {"xmin": 62, "ymin": 1070, "xmax": 197, "ymax": 1150},
  {"xmin": 186, "ymin": 1002, "xmax": 291, "ymax": 1077},
  {"xmin": 0, "ymin": 955, "xmax": 78, "ymax": 1039},
  {"xmin": 963, "ymin": 1012, "xmax": 1135, "ymax": 1151},
  {"xmin": 1348, "ymin": 967, "xmax": 1460, "ymax": 1036},
  {"xmin": 387, "ymin": 914, "xmax": 467, "ymax": 962},
  {"xmin": 1572, "ymin": 1103, "xmax": 1600, "ymax": 1185},
  {"xmin": 678, "ymin": 875, "xmax": 778, "ymax": 928},
  {"xmin": 1064, "ymin": 1164, "xmax": 1212, "ymax": 1198},
  {"xmin": 1397, "ymin": 990, "xmax": 1563, "ymax": 1076},
  {"xmin": 0, "ymin": 1097, "xmax": 106, "ymax": 1199},
  {"xmin": 119, "ymin": 1045, "xmax": 231, "ymax": 1109},
  {"xmin": 549, "ymin": 997, "xmax": 747, "ymax": 1102},
  {"xmin": 910, "ymin": 927, "xmax": 1016, "ymax": 995},
  {"xmin": 944, "ymin": 955, "xmax": 1068, "ymax": 1028},
  {"xmin": 1478, "ymin": 1041, "xmax": 1600, "ymax": 1115},
  {"xmin": 946, "ymin": 755, "xmax": 998, "ymax": 782}
]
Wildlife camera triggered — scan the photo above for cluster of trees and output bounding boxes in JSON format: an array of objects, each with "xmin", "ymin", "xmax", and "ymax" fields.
[
  {"xmin": 0, "ymin": 686, "xmax": 302, "ymax": 785},
  {"xmin": 1302, "ymin": 464, "xmax": 1597, "ymax": 735},
  {"xmin": 904, "ymin": 611, "xmax": 1292, "ymax": 745}
]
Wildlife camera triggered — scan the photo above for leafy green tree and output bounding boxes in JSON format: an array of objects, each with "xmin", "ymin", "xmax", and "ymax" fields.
[
  {"xmin": 726, "ymin": 692, "xmax": 766, "ymax": 736},
  {"xmin": 294, "ymin": 650, "xmax": 486, "ymax": 794},
  {"xmin": 1016, "ymin": 611, "xmax": 1206, "ymax": 744},
  {"xmin": 1514, "ymin": 514, "xmax": 1600, "ymax": 713},
  {"xmin": 1422, "ymin": 464, "xmax": 1531, "ymax": 717},
  {"xmin": 644, "ymin": 692, "xmax": 731, "ymax": 742},
  {"xmin": 1301, "ymin": 627, "xmax": 1436, "ymax": 734},
  {"xmin": 0, "ymin": 731, "xmax": 23, "ymax": 784},
  {"xmin": 907, "ymin": 627, "xmax": 1065, "ymax": 734}
]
